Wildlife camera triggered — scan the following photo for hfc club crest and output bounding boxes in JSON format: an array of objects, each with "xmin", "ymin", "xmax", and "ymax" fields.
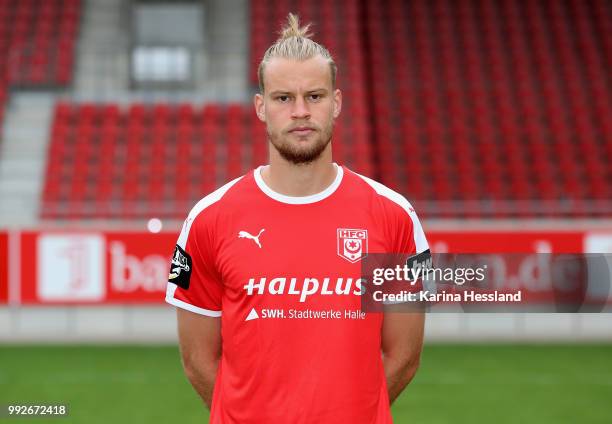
[{"xmin": 337, "ymin": 228, "xmax": 368, "ymax": 263}]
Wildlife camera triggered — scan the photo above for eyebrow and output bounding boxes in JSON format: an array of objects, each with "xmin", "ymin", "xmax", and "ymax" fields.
[{"xmin": 269, "ymin": 88, "xmax": 329, "ymax": 96}]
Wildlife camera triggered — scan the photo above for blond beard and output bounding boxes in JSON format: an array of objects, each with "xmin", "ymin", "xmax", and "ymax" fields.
[{"xmin": 267, "ymin": 122, "xmax": 334, "ymax": 165}]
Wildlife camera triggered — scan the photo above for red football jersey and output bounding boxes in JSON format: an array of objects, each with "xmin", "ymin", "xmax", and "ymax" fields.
[{"xmin": 166, "ymin": 164, "xmax": 429, "ymax": 424}]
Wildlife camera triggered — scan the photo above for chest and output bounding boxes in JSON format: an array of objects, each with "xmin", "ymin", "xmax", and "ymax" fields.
[{"xmin": 214, "ymin": 206, "xmax": 388, "ymax": 286}]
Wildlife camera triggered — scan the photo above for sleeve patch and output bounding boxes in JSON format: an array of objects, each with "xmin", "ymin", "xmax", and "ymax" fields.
[
  {"xmin": 406, "ymin": 248, "xmax": 432, "ymax": 271},
  {"xmin": 168, "ymin": 244, "xmax": 193, "ymax": 290}
]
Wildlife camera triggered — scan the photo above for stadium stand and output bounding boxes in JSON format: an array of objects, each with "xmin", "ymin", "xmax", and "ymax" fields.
[
  {"xmin": 364, "ymin": 0, "xmax": 611, "ymax": 217},
  {"xmin": 0, "ymin": 0, "xmax": 81, "ymax": 158},
  {"xmin": 42, "ymin": 102, "xmax": 254, "ymax": 220},
  {"xmin": 38, "ymin": 0, "xmax": 611, "ymax": 221},
  {"xmin": 0, "ymin": 0, "xmax": 80, "ymax": 87}
]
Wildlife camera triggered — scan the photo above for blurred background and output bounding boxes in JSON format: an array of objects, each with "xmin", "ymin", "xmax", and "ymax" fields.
[{"xmin": 0, "ymin": 0, "xmax": 610, "ymax": 423}]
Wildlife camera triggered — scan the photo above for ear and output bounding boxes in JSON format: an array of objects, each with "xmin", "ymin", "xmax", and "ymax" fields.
[
  {"xmin": 254, "ymin": 93, "xmax": 266, "ymax": 122},
  {"xmin": 332, "ymin": 89, "xmax": 342, "ymax": 119}
]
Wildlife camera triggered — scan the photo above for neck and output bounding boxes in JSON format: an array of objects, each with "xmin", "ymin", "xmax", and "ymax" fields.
[{"xmin": 261, "ymin": 143, "xmax": 336, "ymax": 197}]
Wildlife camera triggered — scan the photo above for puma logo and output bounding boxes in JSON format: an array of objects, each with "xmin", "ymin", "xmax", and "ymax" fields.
[{"xmin": 238, "ymin": 229, "xmax": 265, "ymax": 248}]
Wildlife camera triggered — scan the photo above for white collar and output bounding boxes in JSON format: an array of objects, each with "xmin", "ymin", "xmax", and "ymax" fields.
[{"xmin": 254, "ymin": 163, "xmax": 343, "ymax": 204}]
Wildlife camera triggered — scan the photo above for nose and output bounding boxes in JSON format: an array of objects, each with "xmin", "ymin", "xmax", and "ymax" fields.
[{"xmin": 291, "ymin": 96, "xmax": 311, "ymax": 120}]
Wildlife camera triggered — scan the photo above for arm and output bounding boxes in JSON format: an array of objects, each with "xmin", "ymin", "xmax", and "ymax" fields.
[
  {"xmin": 176, "ymin": 308, "xmax": 222, "ymax": 409},
  {"xmin": 381, "ymin": 311, "xmax": 424, "ymax": 404}
]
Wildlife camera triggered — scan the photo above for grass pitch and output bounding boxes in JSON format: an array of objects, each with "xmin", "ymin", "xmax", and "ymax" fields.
[{"xmin": 0, "ymin": 344, "xmax": 610, "ymax": 423}]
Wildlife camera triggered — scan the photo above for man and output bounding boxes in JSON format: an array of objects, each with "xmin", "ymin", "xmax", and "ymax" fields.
[{"xmin": 166, "ymin": 13, "xmax": 428, "ymax": 423}]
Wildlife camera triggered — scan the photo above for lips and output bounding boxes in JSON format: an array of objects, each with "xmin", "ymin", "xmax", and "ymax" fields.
[{"xmin": 289, "ymin": 126, "xmax": 316, "ymax": 135}]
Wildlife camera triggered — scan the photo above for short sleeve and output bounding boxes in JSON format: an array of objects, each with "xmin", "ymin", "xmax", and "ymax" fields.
[
  {"xmin": 165, "ymin": 213, "xmax": 223, "ymax": 317},
  {"xmin": 386, "ymin": 198, "xmax": 429, "ymax": 256},
  {"xmin": 386, "ymin": 199, "xmax": 432, "ymax": 294},
  {"xmin": 353, "ymin": 172, "xmax": 433, "ymax": 297}
]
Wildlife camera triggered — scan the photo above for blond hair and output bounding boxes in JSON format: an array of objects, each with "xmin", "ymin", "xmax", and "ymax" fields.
[{"xmin": 257, "ymin": 13, "xmax": 337, "ymax": 93}]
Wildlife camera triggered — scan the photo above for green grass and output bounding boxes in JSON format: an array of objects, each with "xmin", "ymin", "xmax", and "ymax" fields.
[
  {"xmin": 398, "ymin": 344, "xmax": 612, "ymax": 424},
  {"xmin": 0, "ymin": 344, "xmax": 611, "ymax": 423}
]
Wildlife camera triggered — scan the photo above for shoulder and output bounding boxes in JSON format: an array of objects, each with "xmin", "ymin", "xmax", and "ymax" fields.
[
  {"xmin": 344, "ymin": 168, "xmax": 418, "ymax": 219},
  {"xmin": 188, "ymin": 175, "xmax": 246, "ymax": 220},
  {"xmin": 176, "ymin": 174, "xmax": 247, "ymax": 247},
  {"xmin": 344, "ymin": 168, "xmax": 429, "ymax": 253}
]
